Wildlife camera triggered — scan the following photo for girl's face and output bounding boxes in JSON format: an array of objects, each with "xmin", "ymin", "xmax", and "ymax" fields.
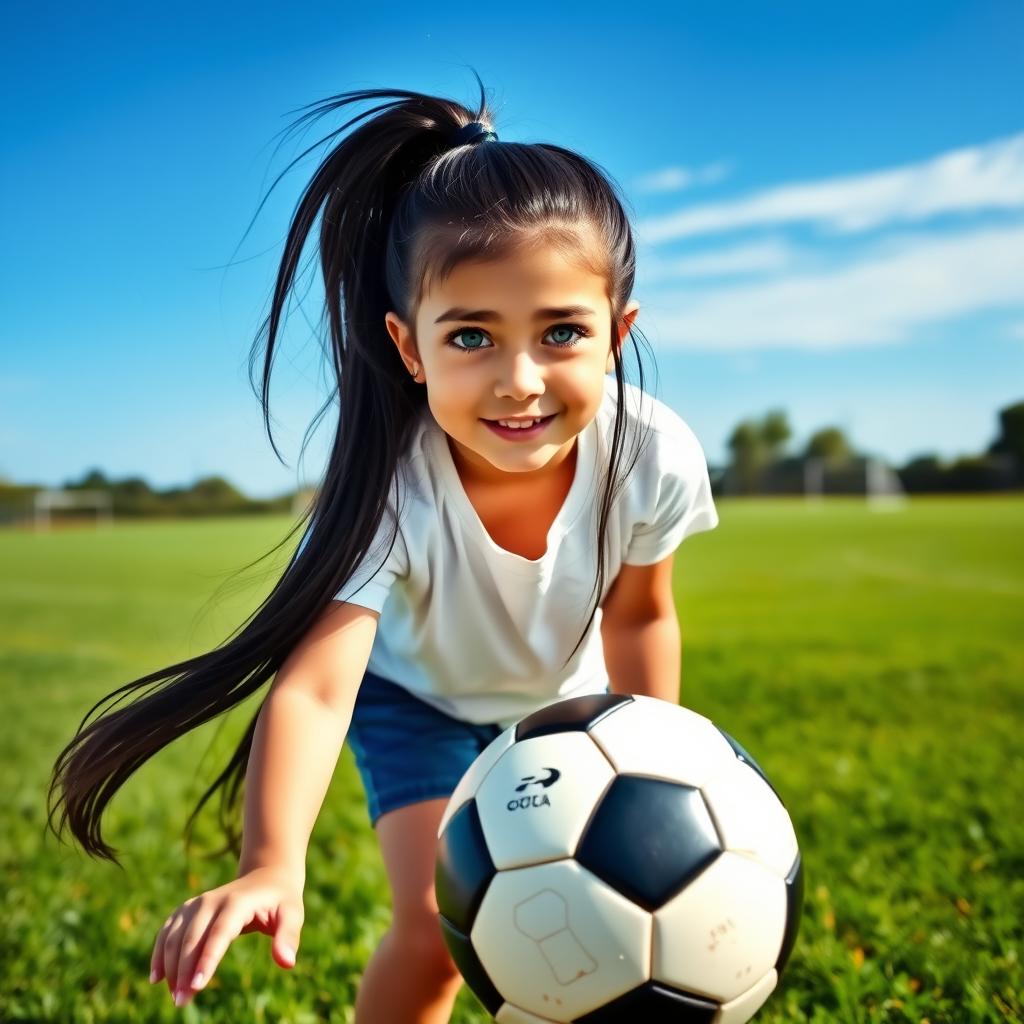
[{"xmin": 385, "ymin": 243, "xmax": 640, "ymax": 486}]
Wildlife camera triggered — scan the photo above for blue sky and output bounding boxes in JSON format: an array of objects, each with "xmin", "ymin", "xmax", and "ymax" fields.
[{"xmin": 3, "ymin": 1, "xmax": 1022, "ymax": 497}]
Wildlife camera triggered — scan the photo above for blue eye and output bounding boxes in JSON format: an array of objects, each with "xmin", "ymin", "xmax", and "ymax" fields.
[{"xmin": 444, "ymin": 323, "xmax": 592, "ymax": 354}]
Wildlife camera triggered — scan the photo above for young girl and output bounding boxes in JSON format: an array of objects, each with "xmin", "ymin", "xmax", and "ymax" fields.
[{"xmin": 47, "ymin": 75, "xmax": 718, "ymax": 1022}]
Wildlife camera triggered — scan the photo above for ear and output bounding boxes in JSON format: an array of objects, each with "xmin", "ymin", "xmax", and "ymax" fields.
[
  {"xmin": 607, "ymin": 300, "xmax": 640, "ymax": 372},
  {"xmin": 384, "ymin": 312, "xmax": 420, "ymax": 375}
]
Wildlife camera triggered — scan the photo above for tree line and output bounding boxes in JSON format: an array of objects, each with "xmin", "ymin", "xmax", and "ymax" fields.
[
  {"xmin": 1, "ymin": 398, "xmax": 1021, "ymax": 521},
  {"xmin": 0, "ymin": 470, "xmax": 295, "ymax": 523},
  {"xmin": 719, "ymin": 399, "xmax": 1024, "ymax": 495}
]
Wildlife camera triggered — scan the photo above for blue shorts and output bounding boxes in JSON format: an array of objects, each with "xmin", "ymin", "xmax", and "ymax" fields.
[{"xmin": 345, "ymin": 670, "xmax": 506, "ymax": 828}]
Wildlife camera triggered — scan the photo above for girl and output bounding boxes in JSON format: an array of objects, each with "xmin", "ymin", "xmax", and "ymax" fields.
[{"xmin": 47, "ymin": 75, "xmax": 718, "ymax": 1022}]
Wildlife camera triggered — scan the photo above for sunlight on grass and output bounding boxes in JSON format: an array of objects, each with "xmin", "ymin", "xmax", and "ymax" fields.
[{"xmin": 2, "ymin": 497, "xmax": 1021, "ymax": 1021}]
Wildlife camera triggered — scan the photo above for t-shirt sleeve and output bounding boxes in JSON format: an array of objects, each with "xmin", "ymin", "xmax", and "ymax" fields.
[
  {"xmin": 332, "ymin": 495, "xmax": 410, "ymax": 615},
  {"xmin": 624, "ymin": 413, "xmax": 719, "ymax": 565}
]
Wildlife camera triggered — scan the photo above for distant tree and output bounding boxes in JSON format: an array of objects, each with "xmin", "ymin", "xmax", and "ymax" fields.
[
  {"xmin": 726, "ymin": 410, "xmax": 793, "ymax": 465},
  {"xmin": 189, "ymin": 476, "xmax": 245, "ymax": 503},
  {"xmin": 169, "ymin": 475, "xmax": 249, "ymax": 516},
  {"xmin": 65, "ymin": 468, "xmax": 110, "ymax": 490},
  {"xmin": 727, "ymin": 420, "xmax": 762, "ymax": 463},
  {"xmin": 988, "ymin": 400, "xmax": 1024, "ymax": 479},
  {"xmin": 947, "ymin": 455, "xmax": 1016, "ymax": 491},
  {"xmin": 725, "ymin": 409, "xmax": 794, "ymax": 493},
  {"xmin": 761, "ymin": 409, "xmax": 792, "ymax": 460},
  {"xmin": 114, "ymin": 476, "xmax": 154, "ymax": 499},
  {"xmin": 804, "ymin": 427, "xmax": 855, "ymax": 462},
  {"xmin": 726, "ymin": 419, "xmax": 765, "ymax": 493},
  {"xmin": 898, "ymin": 454, "xmax": 946, "ymax": 493},
  {"xmin": 108, "ymin": 476, "xmax": 160, "ymax": 516}
]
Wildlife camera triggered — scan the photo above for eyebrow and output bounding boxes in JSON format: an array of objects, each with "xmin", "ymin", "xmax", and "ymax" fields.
[{"xmin": 433, "ymin": 304, "xmax": 599, "ymax": 324}]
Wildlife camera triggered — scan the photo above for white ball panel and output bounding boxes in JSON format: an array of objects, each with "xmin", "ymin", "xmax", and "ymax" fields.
[
  {"xmin": 437, "ymin": 723, "xmax": 517, "ymax": 838},
  {"xmin": 714, "ymin": 969, "xmax": 778, "ymax": 1024},
  {"xmin": 588, "ymin": 695, "xmax": 736, "ymax": 788},
  {"xmin": 472, "ymin": 861, "xmax": 652, "ymax": 1023},
  {"xmin": 701, "ymin": 759, "xmax": 799, "ymax": 878},
  {"xmin": 475, "ymin": 733, "xmax": 616, "ymax": 869},
  {"xmin": 495, "ymin": 1002, "xmax": 560, "ymax": 1023},
  {"xmin": 653, "ymin": 852, "xmax": 786, "ymax": 1003}
]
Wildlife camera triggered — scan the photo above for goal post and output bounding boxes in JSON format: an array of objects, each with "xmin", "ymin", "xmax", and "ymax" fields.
[
  {"xmin": 33, "ymin": 489, "xmax": 114, "ymax": 530},
  {"xmin": 803, "ymin": 456, "xmax": 906, "ymax": 509},
  {"xmin": 865, "ymin": 458, "xmax": 907, "ymax": 511}
]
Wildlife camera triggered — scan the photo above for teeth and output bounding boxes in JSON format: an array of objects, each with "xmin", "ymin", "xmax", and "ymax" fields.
[{"xmin": 497, "ymin": 418, "xmax": 541, "ymax": 429}]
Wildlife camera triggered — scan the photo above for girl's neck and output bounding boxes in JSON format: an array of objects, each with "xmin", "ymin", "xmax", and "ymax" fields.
[{"xmin": 446, "ymin": 432, "xmax": 579, "ymax": 492}]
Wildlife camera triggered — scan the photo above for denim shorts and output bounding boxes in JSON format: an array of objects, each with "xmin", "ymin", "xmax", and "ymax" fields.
[{"xmin": 345, "ymin": 669, "xmax": 507, "ymax": 828}]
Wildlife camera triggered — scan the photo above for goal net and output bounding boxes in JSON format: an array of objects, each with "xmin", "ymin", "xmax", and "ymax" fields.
[
  {"xmin": 803, "ymin": 457, "xmax": 906, "ymax": 509},
  {"xmin": 33, "ymin": 489, "xmax": 114, "ymax": 530}
]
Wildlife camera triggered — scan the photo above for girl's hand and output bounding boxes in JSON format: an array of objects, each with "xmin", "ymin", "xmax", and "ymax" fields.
[{"xmin": 149, "ymin": 866, "xmax": 305, "ymax": 1008}]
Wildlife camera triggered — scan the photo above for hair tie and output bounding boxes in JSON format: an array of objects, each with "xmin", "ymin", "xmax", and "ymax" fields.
[{"xmin": 449, "ymin": 121, "xmax": 499, "ymax": 147}]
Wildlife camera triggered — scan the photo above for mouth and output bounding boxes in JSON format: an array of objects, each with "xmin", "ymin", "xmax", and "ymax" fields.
[{"xmin": 481, "ymin": 413, "xmax": 558, "ymax": 441}]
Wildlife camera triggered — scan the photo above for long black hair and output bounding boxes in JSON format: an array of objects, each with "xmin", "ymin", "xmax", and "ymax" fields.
[{"xmin": 47, "ymin": 71, "xmax": 655, "ymax": 867}]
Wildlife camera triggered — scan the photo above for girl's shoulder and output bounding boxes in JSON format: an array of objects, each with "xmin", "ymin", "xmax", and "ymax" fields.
[
  {"xmin": 602, "ymin": 380, "xmax": 719, "ymax": 555},
  {"xmin": 599, "ymin": 378, "xmax": 710, "ymax": 475}
]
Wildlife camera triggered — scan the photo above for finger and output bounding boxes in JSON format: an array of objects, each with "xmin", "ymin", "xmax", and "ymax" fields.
[
  {"xmin": 173, "ymin": 903, "xmax": 220, "ymax": 1004},
  {"xmin": 272, "ymin": 900, "xmax": 304, "ymax": 968},
  {"xmin": 150, "ymin": 912, "xmax": 176, "ymax": 983},
  {"xmin": 163, "ymin": 901, "xmax": 196, "ymax": 999},
  {"xmin": 184, "ymin": 899, "xmax": 254, "ymax": 995}
]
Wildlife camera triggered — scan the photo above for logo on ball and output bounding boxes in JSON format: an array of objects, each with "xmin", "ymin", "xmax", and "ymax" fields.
[
  {"xmin": 508, "ymin": 767, "xmax": 561, "ymax": 810},
  {"xmin": 515, "ymin": 768, "xmax": 561, "ymax": 792}
]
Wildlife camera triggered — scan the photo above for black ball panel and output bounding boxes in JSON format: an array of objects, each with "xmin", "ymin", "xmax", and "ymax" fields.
[
  {"xmin": 438, "ymin": 914, "xmax": 504, "ymax": 1016},
  {"xmin": 576, "ymin": 775, "xmax": 723, "ymax": 911},
  {"xmin": 516, "ymin": 693, "xmax": 633, "ymax": 741},
  {"xmin": 573, "ymin": 979, "xmax": 719, "ymax": 1023},
  {"xmin": 776, "ymin": 849, "xmax": 805, "ymax": 975},
  {"xmin": 435, "ymin": 798, "xmax": 495, "ymax": 935},
  {"xmin": 716, "ymin": 726, "xmax": 784, "ymax": 804}
]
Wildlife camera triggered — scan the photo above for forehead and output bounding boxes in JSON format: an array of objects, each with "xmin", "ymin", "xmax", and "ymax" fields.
[{"xmin": 418, "ymin": 244, "xmax": 609, "ymax": 321}]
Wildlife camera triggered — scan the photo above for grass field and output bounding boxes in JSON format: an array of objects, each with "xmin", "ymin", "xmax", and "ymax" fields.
[{"xmin": 2, "ymin": 497, "xmax": 1022, "ymax": 1022}]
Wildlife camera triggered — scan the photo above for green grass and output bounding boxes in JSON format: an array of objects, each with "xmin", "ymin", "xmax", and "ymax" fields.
[{"xmin": 2, "ymin": 497, "xmax": 1022, "ymax": 1022}]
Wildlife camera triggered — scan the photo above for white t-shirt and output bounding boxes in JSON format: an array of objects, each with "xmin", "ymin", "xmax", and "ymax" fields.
[{"xmin": 333, "ymin": 377, "xmax": 718, "ymax": 727}]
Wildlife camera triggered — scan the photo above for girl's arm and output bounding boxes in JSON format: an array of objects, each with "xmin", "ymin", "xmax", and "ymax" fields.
[
  {"xmin": 601, "ymin": 613, "xmax": 682, "ymax": 705},
  {"xmin": 236, "ymin": 601, "xmax": 380, "ymax": 882},
  {"xmin": 600, "ymin": 553, "xmax": 683, "ymax": 705}
]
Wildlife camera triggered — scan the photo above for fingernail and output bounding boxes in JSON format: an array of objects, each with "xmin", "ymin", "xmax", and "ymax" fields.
[
  {"xmin": 149, "ymin": 968, "xmax": 158, "ymax": 983},
  {"xmin": 174, "ymin": 989, "xmax": 189, "ymax": 1007},
  {"xmin": 192, "ymin": 970, "xmax": 206, "ymax": 989},
  {"xmin": 281, "ymin": 945, "xmax": 296, "ymax": 963}
]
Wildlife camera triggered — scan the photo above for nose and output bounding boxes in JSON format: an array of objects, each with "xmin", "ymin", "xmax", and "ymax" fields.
[{"xmin": 494, "ymin": 349, "xmax": 545, "ymax": 401}]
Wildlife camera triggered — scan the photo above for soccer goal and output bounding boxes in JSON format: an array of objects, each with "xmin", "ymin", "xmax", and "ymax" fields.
[
  {"xmin": 803, "ymin": 457, "xmax": 906, "ymax": 510},
  {"xmin": 33, "ymin": 489, "xmax": 114, "ymax": 530}
]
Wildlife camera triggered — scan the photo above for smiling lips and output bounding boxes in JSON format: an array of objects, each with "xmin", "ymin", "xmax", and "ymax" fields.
[
  {"xmin": 485, "ymin": 413, "xmax": 552, "ymax": 423},
  {"xmin": 482, "ymin": 413, "xmax": 557, "ymax": 440}
]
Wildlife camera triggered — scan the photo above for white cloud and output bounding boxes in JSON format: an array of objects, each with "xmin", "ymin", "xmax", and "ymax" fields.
[
  {"xmin": 633, "ymin": 159, "xmax": 734, "ymax": 195},
  {"xmin": 652, "ymin": 222, "xmax": 1024, "ymax": 351},
  {"xmin": 638, "ymin": 132, "xmax": 1024, "ymax": 243},
  {"xmin": 641, "ymin": 238, "xmax": 798, "ymax": 282}
]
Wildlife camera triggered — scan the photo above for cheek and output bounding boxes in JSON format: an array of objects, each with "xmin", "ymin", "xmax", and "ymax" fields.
[
  {"xmin": 433, "ymin": 354, "xmax": 480, "ymax": 386},
  {"xmin": 424, "ymin": 378, "xmax": 478, "ymax": 430},
  {"xmin": 558, "ymin": 363, "xmax": 604, "ymax": 406},
  {"xmin": 430, "ymin": 367, "xmax": 480, "ymax": 410}
]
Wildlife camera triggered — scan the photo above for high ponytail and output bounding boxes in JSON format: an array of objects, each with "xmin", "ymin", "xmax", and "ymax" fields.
[{"xmin": 47, "ymin": 70, "xmax": 655, "ymax": 866}]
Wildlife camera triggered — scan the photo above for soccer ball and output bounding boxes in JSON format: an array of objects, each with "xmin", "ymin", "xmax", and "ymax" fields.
[{"xmin": 435, "ymin": 693, "xmax": 804, "ymax": 1023}]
